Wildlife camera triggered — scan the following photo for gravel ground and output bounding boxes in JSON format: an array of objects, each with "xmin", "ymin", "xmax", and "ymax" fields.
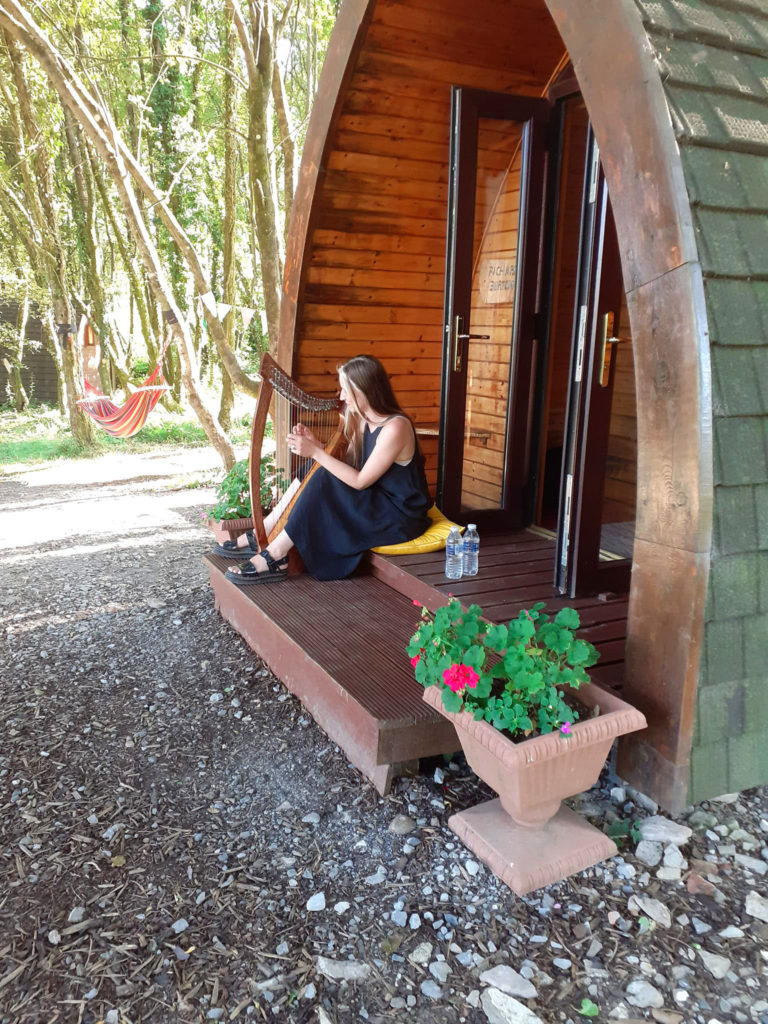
[{"xmin": 1, "ymin": 448, "xmax": 767, "ymax": 1024}]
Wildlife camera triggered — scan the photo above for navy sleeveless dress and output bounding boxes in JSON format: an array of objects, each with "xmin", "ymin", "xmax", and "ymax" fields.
[{"xmin": 284, "ymin": 419, "xmax": 431, "ymax": 581}]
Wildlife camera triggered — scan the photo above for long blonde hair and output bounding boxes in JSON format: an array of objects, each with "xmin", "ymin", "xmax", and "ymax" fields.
[{"xmin": 338, "ymin": 355, "xmax": 407, "ymax": 467}]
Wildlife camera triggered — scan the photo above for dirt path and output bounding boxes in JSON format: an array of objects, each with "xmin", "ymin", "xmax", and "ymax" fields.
[{"xmin": 1, "ymin": 449, "xmax": 767, "ymax": 1024}]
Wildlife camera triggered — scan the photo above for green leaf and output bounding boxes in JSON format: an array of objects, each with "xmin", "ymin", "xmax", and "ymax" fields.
[
  {"xmin": 463, "ymin": 644, "xmax": 486, "ymax": 670},
  {"xmin": 577, "ymin": 997, "xmax": 599, "ymax": 1018},
  {"xmin": 472, "ymin": 674, "xmax": 493, "ymax": 699},
  {"xmin": 503, "ymin": 649, "xmax": 525, "ymax": 674},
  {"xmin": 515, "ymin": 668, "xmax": 543, "ymax": 695},
  {"xmin": 606, "ymin": 819, "xmax": 630, "ymax": 839},
  {"xmin": 484, "ymin": 624, "xmax": 508, "ymax": 651},
  {"xmin": 508, "ymin": 616, "xmax": 536, "ymax": 642},
  {"xmin": 434, "ymin": 606, "xmax": 451, "ymax": 632},
  {"xmin": 569, "ymin": 638, "xmax": 598, "ymax": 666},
  {"xmin": 554, "ymin": 607, "xmax": 580, "ymax": 630},
  {"xmin": 441, "ymin": 689, "xmax": 463, "ymax": 713}
]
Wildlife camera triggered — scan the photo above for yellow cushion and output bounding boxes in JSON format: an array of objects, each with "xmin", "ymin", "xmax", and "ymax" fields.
[{"xmin": 371, "ymin": 505, "xmax": 463, "ymax": 555}]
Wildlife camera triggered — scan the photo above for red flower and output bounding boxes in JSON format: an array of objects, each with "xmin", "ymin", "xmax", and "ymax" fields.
[
  {"xmin": 442, "ymin": 663, "xmax": 479, "ymax": 693},
  {"xmin": 410, "ymin": 648, "xmax": 426, "ymax": 668},
  {"xmin": 412, "ymin": 599, "xmax": 422, "ymax": 607}
]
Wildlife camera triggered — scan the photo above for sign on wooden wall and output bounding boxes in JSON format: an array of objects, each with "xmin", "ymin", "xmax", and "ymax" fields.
[{"xmin": 478, "ymin": 258, "xmax": 517, "ymax": 304}]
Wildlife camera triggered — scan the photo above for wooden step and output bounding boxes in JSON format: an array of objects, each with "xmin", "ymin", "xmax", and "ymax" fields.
[{"xmin": 203, "ymin": 554, "xmax": 458, "ymax": 793}]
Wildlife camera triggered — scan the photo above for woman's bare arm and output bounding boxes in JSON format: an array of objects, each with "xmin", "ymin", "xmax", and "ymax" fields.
[{"xmin": 290, "ymin": 418, "xmax": 413, "ymax": 490}]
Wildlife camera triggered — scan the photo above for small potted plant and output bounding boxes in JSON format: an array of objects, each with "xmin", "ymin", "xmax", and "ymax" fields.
[
  {"xmin": 204, "ymin": 457, "xmax": 253, "ymax": 545},
  {"xmin": 408, "ymin": 599, "xmax": 646, "ymax": 893},
  {"xmin": 204, "ymin": 452, "xmax": 289, "ymax": 543}
]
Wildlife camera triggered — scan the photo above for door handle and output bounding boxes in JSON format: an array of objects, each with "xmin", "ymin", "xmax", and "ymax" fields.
[
  {"xmin": 452, "ymin": 315, "xmax": 490, "ymax": 373},
  {"xmin": 598, "ymin": 312, "xmax": 628, "ymax": 388}
]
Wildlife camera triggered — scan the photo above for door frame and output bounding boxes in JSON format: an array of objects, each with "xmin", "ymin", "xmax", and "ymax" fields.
[{"xmin": 554, "ymin": 131, "xmax": 633, "ymax": 596}]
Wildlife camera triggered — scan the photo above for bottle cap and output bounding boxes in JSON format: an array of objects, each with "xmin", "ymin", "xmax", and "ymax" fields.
[{"xmin": 467, "ymin": 523, "xmax": 476, "ymax": 530}]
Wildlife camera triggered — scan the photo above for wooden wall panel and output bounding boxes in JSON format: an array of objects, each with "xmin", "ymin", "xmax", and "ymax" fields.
[{"xmin": 292, "ymin": 0, "xmax": 566, "ymax": 490}]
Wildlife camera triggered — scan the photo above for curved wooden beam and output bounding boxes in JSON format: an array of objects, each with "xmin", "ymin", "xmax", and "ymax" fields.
[{"xmin": 545, "ymin": 0, "xmax": 712, "ymax": 812}]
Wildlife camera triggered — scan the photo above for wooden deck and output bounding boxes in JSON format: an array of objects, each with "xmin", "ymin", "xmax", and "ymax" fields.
[{"xmin": 204, "ymin": 530, "xmax": 628, "ymax": 792}]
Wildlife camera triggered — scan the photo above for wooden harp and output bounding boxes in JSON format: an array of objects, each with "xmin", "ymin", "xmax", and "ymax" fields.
[{"xmin": 249, "ymin": 353, "xmax": 346, "ymax": 554}]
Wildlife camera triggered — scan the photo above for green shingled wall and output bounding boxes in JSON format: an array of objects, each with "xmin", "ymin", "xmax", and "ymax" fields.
[{"xmin": 634, "ymin": 0, "xmax": 768, "ymax": 801}]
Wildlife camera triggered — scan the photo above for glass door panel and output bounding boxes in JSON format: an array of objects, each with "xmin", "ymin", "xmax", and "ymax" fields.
[{"xmin": 461, "ymin": 119, "xmax": 525, "ymax": 511}]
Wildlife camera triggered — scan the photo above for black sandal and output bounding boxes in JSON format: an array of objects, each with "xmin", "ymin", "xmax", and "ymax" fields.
[
  {"xmin": 213, "ymin": 529, "xmax": 260, "ymax": 559},
  {"xmin": 225, "ymin": 548, "xmax": 289, "ymax": 586}
]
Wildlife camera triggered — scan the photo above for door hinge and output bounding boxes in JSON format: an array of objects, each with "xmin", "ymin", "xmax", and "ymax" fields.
[
  {"xmin": 588, "ymin": 143, "xmax": 600, "ymax": 204},
  {"xmin": 560, "ymin": 473, "xmax": 573, "ymax": 567},
  {"xmin": 574, "ymin": 305, "xmax": 587, "ymax": 382}
]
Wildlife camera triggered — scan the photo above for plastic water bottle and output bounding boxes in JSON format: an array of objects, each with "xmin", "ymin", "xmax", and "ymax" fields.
[
  {"xmin": 445, "ymin": 526, "xmax": 463, "ymax": 580},
  {"xmin": 463, "ymin": 524, "xmax": 479, "ymax": 576}
]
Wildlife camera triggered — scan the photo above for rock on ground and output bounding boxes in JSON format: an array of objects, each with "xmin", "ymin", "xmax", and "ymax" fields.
[{"xmin": 481, "ymin": 988, "xmax": 544, "ymax": 1024}]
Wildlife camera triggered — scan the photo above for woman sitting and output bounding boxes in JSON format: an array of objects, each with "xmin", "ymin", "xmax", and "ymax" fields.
[{"xmin": 224, "ymin": 355, "xmax": 431, "ymax": 585}]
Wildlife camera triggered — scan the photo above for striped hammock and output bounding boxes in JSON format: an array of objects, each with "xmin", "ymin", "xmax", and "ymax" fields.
[{"xmin": 78, "ymin": 361, "xmax": 169, "ymax": 439}]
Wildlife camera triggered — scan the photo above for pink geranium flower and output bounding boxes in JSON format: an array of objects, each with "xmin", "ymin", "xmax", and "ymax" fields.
[
  {"xmin": 560, "ymin": 721, "xmax": 572, "ymax": 736},
  {"xmin": 442, "ymin": 663, "xmax": 479, "ymax": 693}
]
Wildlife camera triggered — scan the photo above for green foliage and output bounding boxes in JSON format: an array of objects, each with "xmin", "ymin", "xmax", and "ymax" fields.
[
  {"xmin": 205, "ymin": 452, "xmax": 289, "ymax": 521},
  {"xmin": 0, "ymin": 406, "xmax": 251, "ymax": 468},
  {"xmin": 130, "ymin": 359, "xmax": 150, "ymax": 382},
  {"xmin": 206, "ymin": 458, "xmax": 251, "ymax": 520},
  {"xmin": 408, "ymin": 599, "xmax": 599, "ymax": 742},
  {"xmin": 577, "ymin": 998, "xmax": 600, "ymax": 1018},
  {"xmin": 605, "ymin": 817, "xmax": 643, "ymax": 846},
  {"xmin": 0, "ymin": 0, "xmax": 339, "ymax": 434}
]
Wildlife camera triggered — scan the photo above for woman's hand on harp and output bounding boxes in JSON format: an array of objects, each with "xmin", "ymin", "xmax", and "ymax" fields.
[{"xmin": 287, "ymin": 423, "xmax": 319, "ymax": 459}]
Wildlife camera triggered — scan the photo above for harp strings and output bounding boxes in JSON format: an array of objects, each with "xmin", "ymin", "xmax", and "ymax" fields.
[{"xmin": 266, "ymin": 390, "xmax": 337, "ymax": 516}]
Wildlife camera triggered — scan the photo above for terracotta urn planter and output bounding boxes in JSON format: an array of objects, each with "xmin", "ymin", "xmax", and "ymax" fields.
[
  {"xmin": 207, "ymin": 516, "xmax": 254, "ymax": 546},
  {"xmin": 423, "ymin": 683, "xmax": 646, "ymax": 894}
]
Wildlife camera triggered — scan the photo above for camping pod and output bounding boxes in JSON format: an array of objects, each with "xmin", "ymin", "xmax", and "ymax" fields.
[{"xmin": 207, "ymin": 0, "xmax": 768, "ymax": 813}]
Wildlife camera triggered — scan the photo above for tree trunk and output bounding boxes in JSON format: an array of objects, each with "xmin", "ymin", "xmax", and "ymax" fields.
[
  {"xmin": 218, "ymin": 10, "xmax": 238, "ymax": 432},
  {"xmin": 3, "ymin": 293, "xmax": 29, "ymax": 411},
  {"xmin": 63, "ymin": 107, "xmax": 113, "ymax": 395},
  {"xmin": 4, "ymin": 29, "xmax": 97, "ymax": 446},
  {"xmin": 271, "ymin": 14, "xmax": 297, "ymax": 230},
  {"xmin": 228, "ymin": 0, "xmax": 284, "ymax": 355}
]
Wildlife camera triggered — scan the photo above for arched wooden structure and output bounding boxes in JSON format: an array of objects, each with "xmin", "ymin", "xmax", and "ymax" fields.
[{"xmin": 209, "ymin": 0, "xmax": 768, "ymax": 810}]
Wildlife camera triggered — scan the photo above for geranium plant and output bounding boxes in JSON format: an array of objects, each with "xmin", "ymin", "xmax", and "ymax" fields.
[
  {"xmin": 205, "ymin": 453, "xmax": 288, "ymax": 522},
  {"xmin": 407, "ymin": 599, "xmax": 599, "ymax": 740},
  {"xmin": 206, "ymin": 458, "xmax": 252, "ymax": 522}
]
